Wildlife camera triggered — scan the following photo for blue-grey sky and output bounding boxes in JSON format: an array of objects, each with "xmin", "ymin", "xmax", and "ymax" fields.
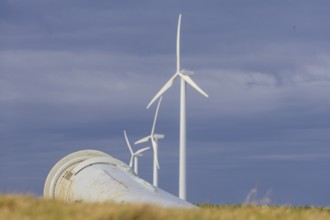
[{"xmin": 1, "ymin": 0, "xmax": 330, "ymax": 206}]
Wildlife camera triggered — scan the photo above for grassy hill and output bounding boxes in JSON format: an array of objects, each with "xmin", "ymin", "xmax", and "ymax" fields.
[{"xmin": 1, "ymin": 195, "xmax": 330, "ymax": 220}]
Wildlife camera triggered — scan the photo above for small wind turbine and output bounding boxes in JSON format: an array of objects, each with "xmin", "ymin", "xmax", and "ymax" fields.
[
  {"xmin": 124, "ymin": 130, "xmax": 150, "ymax": 175},
  {"xmin": 146, "ymin": 14, "xmax": 208, "ymax": 200},
  {"xmin": 135, "ymin": 97, "xmax": 164, "ymax": 187}
]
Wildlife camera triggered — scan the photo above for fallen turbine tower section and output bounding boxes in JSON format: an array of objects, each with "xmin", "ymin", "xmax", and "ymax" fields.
[{"xmin": 44, "ymin": 150, "xmax": 195, "ymax": 208}]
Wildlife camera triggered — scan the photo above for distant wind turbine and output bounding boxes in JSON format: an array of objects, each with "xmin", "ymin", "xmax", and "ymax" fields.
[
  {"xmin": 146, "ymin": 14, "xmax": 208, "ymax": 200},
  {"xmin": 124, "ymin": 130, "xmax": 150, "ymax": 175},
  {"xmin": 135, "ymin": 97, "xmax": 164, "ymax": 187}
]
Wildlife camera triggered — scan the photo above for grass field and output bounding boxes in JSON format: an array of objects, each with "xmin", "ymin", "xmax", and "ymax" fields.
[{"xmin": 1, "ymin": 195, "xmax": 330, "ymax": 220}]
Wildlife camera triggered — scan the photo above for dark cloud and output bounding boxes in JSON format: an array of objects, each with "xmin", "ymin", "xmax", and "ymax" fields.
[
  {"xmin": 1, "ymin": 0, "xmax": 330, "ymax": 205},
  {"xmin": 0, "ymin": 0, "xmax": 11, "ymax": 19}
]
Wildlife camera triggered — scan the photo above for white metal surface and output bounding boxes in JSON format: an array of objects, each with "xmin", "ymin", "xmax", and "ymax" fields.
[
  {"xmin": 44, "ymin": 150, "xmax": 195, "ymax": 208},
  {"xmin": 43, "ymin": 150, "xmax": 110, "ymax": 199},
  {"xmin": 179, "ymin": 77, "xmax": 186, "ymax": 200},
  {"xmin": 145, "ymin": 14, "xmax": 208, "ymax": 200}
]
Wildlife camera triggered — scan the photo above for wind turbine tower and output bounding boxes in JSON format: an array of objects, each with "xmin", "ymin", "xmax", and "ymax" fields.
[{"xmin": 146, "ymin": 14, "xmax": 208, "ymax": 200}]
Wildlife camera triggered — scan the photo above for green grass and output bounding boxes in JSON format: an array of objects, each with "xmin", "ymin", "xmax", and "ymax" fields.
[{"xmin": 1, "ymin": 195, "xmax": 330, "ymax": 220}]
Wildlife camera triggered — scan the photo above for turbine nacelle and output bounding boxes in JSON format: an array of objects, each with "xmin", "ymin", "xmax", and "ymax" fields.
[
  {"xmin": 154, "ymin": 133, "xmax": 165, "ymax": 139},
  {"xmin": 180, "ymin": 69, "xmax": 194, "ymax": 76},
  {"xmin": 135, "ymin": 133, "xmax": 165, "ymax": 145}
]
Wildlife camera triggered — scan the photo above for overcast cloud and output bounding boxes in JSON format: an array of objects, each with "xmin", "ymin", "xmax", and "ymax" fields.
[{"xmin": 1, "ymin": 0, "xmax": 330, "ymax": 206}]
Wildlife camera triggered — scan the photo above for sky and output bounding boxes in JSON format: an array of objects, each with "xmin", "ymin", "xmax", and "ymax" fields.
[{"xmin": 1, "ymin": 0, "xmax": 330, "ymax": 206}]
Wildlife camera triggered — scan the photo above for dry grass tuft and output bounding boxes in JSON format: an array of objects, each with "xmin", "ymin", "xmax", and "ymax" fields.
[{"xmin": 0, "ymin": 195, "xmax": 330, "ymax": 220}]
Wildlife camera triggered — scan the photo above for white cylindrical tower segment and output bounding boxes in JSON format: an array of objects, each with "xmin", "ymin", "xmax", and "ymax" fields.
[{"xmin": 44, "ymin": 150, "xmax": 195, "ymax": 208}]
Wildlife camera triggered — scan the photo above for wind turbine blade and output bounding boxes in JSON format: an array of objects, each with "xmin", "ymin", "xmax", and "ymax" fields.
[
  {"xmin": 151, "ymin": 96, "xmax": 162, "ymax": 135},
  {"xmin": 135, "ymin": 136, "xmax": 150, "ymax": 145},
  {"xmin": 179, "ymin": 73, "xmax": 209, "ymax": 98},
  {"xmin": 135, "ymin": 147, "xmax": 150, "ymax": 155},
  {"xmin": 147, "ymin": 74, "xmax": 177, "ymax": 109},
  {"xmin": 124, "ymin": 130, "xmax": 133, "ymax": 154},
  {"xmin": 154, "ymin": 134, "xmax": 165, "ymax": 139},
  {"xmin": 177, "ymin": 14, "xmax": 182, "ymax": 73},
  {"xmin": 129, "ymin": 156, "xmax": 133, "ymax": 168}
]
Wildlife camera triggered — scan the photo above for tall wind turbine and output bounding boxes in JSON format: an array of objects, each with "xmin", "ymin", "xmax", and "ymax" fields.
[
  {"xmin": 146, "ymin": 14, "xmax": 208, "ymax": 200},
  {"xmin": 124, "ymin": 130, "xmax": 150, "ymax": 175},
  {"xmin": 135, "ymin": 97, "xmax": 164, "ymax": 187}
]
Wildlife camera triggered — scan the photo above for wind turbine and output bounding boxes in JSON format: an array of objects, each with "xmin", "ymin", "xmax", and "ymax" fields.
[
  {"xmin": 135, "ymin": 97, "xmax": 164, "ymax": 187},
  {"xmin": 124, "ymin": 130, "xmax": 150, "ymax": 175},
  {"xmin": 146, "ymin": 14, "xmax": 208, "ymax": 200}
]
